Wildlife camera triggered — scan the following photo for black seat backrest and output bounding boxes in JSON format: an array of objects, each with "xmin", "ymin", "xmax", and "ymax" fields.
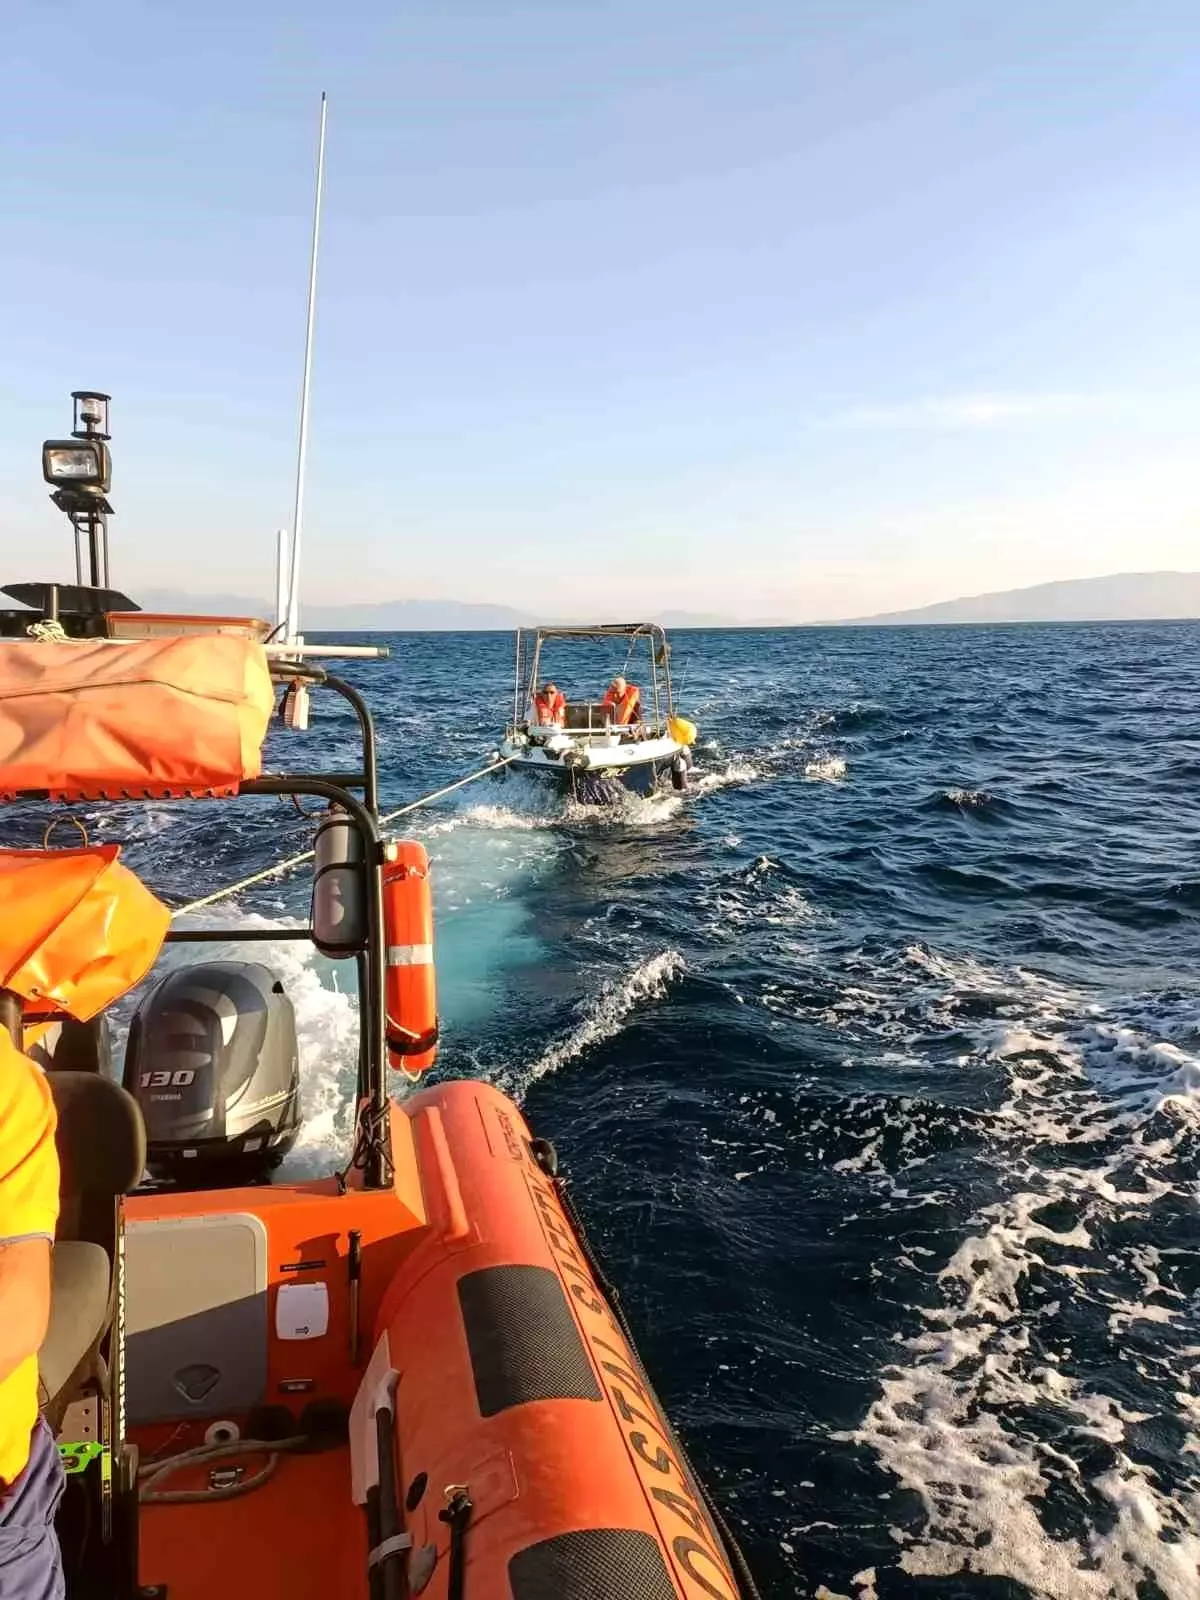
[
  {"xmin": 49, "ymin": 1072, "xmax": 147, "ymax": 1256},
  {"xmin": 28, "ymin": 1016, "xmax": 112, "ymax": 1075}
]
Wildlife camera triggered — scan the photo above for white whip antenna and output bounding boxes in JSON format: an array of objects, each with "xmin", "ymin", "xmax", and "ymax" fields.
[
  {"xmin": 274, "ymin": 527, "xmax": 290, "ymax": 629},
  {"xmin": 285, "ymin": 90, "xmax": 327, "ymax": 647}
]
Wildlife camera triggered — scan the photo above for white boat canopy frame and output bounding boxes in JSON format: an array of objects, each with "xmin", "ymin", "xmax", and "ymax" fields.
[{"xmin": 510, "ymin": 622, "xmax": 676, "ymax": 733}]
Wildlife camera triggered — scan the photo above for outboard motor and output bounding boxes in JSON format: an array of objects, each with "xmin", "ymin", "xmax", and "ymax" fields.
[{"xmin": 123, "ymin": 960, "xmax": 300, "ymax": 1186}]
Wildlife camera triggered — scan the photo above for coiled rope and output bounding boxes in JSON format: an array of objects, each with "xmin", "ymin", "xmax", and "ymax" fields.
[
  {"xmin": 138, "ymin": 1435, "xmax": 309, "ymax": 1503},
  {"xmin": 169, "ymin": 753, "xmax": 516, "ymax": 921}
]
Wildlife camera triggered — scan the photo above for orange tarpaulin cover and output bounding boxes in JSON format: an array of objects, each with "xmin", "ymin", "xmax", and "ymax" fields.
[
  {"xmin": 0, "ymin": 847, "xmax": 170, "ymax": 1021},
  {"xmin": 0, "ymin": 636, "xmax": 274, "ymax": 800}
]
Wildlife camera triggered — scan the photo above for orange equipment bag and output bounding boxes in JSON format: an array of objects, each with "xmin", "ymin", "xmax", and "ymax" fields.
[
  {"xmin": 0, "ymin": 846, "xmax": 170, "ymax": 1021},
  {"xmin": 0, "ymin": 636, "xmax": 274, "ymax": 800}
]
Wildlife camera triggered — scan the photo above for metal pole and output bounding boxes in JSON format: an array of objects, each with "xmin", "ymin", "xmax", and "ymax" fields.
[
  {"xmin": 528, "ymin": 635, "xmax": 544, "ymax": 723},
  {"xmin": 86, "ymin": 509, "xmax": 102, "ymax": 587},
  {"xmin": 274, "ymin": 528, "xmax": 289, "ymax": 629},
  {"xmin": 285, "ymin": 92, "xmax": 328, "ymax": 645},
  {"xmin": 73, "ymin": 518, "xmax": 83, "ymax": 585},
  {"xmin": 513, "ymin": 630, "xmax": 521, "ymax": 727},
  {"xmin": 0, "ymin": 989, "xmax": 21, "ymax": 1046}
]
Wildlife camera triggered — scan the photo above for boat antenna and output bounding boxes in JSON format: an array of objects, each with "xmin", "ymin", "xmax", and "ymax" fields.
[{"xmin": 284, "ymin": 91, "xmax": 328, "ymax": 647}]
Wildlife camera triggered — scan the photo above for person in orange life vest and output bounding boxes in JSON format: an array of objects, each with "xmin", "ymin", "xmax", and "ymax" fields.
[
  {"xmin": 532, "ymin": 682, "xmax": 565, "ymax": 727},
  {"xmin": 602, "ymin": 676, "xmax": 641, "ymax": 726},
  {"xmin": 0, "ymin": 1029, "xmax": 65, "ymax": 1600}
]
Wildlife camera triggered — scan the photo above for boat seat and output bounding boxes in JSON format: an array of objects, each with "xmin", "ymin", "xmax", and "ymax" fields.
[
  {"xmin": 27, "ymin": 1015, "xmax": 112, "ymax": 1075},
  {"xmin": 39, "ymin": 1243, "xmax": 111, "ymax": 1426},
  {"xmin": 38, "ymin": 1071, "xmax": 146, "ymax": 1429},
  {"xmin": 563, "ymin": 701, "xmax": 612, "ymax": 731}
]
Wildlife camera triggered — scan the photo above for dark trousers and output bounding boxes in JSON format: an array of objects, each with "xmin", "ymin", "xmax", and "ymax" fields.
[{"xmin": 0, "ymin": 1420, "xmax": 65, "ymax": 1600}]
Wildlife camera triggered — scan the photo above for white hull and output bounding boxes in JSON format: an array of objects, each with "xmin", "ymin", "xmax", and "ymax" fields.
[{"xmin": 498, "ymin": 731, "xmax": 689, "ymax": 800}]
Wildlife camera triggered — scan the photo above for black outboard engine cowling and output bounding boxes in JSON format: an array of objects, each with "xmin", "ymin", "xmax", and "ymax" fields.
[{"xmin": 123, "ymin": 960, "xmax": 301, "ymax": 1185}]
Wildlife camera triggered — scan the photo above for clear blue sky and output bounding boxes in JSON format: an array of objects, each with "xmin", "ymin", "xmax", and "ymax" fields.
[{"xmin": 3, "ymin": 0, "xmax": 1199, "ymax": 619}]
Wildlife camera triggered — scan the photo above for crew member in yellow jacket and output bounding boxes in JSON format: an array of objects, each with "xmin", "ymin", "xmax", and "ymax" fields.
[{"xmin": 0, "ymin": 1033, "xmax": 63, "ymax": 1599}]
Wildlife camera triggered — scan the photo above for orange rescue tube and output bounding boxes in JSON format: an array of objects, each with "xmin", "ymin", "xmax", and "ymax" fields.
[
  {"xmin": 382, "ymin": 840, "xmax": 438, "ymax": 1075},
  {"xmin": 370, "ymin": 1079, "xmax": 743, "ymax": 1600}
]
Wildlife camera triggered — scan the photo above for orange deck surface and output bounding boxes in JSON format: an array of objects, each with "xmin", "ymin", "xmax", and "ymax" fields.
[{"xmin": 139, "ymin": 1443, "xmax": 363, "ymax": 1600}]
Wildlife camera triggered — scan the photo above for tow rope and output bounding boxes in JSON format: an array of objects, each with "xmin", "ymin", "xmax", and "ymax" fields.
[{"xmin": 169, "ymin": 753, "xmax": 516, "ymax": 921}]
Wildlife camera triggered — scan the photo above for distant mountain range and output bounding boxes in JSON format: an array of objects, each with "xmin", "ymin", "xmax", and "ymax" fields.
[
  {"xmin": 132, "ymin": 590, "xmax": 744, "ymax": 631},
  {"xmin": 123, "ymin": 572, "xmax": 1200, "ymax": 632},
  {"xmin": 846, "ymin": 572, "xmax": 1200, "ymax": 626}
]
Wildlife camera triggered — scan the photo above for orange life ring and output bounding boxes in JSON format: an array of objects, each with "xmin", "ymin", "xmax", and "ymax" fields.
[{"xmin": 382, "ymin": 840, "xmax": 438, "ymax": 1075}]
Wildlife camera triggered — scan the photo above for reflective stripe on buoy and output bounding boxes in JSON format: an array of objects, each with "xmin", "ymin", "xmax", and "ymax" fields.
[{"xmin": 388, "ymin": 944, "xmax": 433, "ymax": 967}]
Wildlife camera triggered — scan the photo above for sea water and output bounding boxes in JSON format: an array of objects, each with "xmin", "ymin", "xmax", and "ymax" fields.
[{"xmin": 17, "ymin": 621, "xmax": 1200, "ymax": 1599}]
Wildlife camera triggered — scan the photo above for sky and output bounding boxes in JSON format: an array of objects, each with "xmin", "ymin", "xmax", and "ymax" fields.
[{"xmin": 3, "ymin": 0, "xmax": 1200, "ymax": 621}]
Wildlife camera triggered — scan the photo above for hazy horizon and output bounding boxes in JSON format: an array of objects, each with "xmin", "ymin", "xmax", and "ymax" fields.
[
  {"xmin": 4, "ymin": 2, "xmax": 1200, "ymax": 618},
  {"xmin": 104, "ymin": 568, "xmax": 1200, "ymax": 629}
]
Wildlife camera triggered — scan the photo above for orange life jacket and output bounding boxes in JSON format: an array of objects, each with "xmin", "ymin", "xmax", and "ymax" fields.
[
  {"xmin": 603, "ymin": 684, "xmax": 640, "ymax": 725},
  {"xmin": 532, "ymin": 689, "xmax": 565, "ymax": 726}
]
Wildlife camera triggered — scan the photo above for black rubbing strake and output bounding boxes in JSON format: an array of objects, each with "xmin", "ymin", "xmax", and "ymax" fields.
[
  {"xmin": 509, "ymin": 1528, "xmax": 677, "ymax": 1600},
  {"xmin": 457, "ymin": 1264, "xmax": 601, "ymax": 1417}
]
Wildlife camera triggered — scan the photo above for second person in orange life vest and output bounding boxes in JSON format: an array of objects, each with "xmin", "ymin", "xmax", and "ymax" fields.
[
  {"xmin": 532, "ymin": 682, "xmax": 566, "ymax": 727},
  {"xmin": 602, "ymin": 676, "xmax": 641, "ymax": 726}
]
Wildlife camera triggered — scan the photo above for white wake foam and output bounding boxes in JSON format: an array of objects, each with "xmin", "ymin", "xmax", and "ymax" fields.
[
  {"xmin": 421, "ymin": 801, "xmax": 557, "ymax": 836},
  {"xmin": 698, "ymin": 857, "xmax": 822, "ymax": 951},
  {"xmin": 690, "ymin": 759, "xmax": 763, "ymax": 794},
  {"xmin": 944, "ymin": 786, "xmax": 991, "ymax": 807},
  {"xmin": 805, "ymin": 755, "xmax": 848, "ymax": 781},
  {"xmin": 506, "ymin": 949, "xmax": 685, "ymax": 1098},
  {"xmin": 836, "ymin": 948, "xmax": 1200, "ymax": 1598}
]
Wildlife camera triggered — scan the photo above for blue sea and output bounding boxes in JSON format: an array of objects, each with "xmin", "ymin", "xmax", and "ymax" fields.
[{"xmin": 39, "ymin": 622, "xmax": 1200, "ymax": 1598}]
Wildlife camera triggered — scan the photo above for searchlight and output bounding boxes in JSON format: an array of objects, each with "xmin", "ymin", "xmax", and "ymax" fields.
[{"xmin": 41, "ymin": 390, "xmax": 114, "ymax": 586}]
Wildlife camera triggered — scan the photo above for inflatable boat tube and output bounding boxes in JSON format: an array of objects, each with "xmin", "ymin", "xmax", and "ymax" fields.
[{"xmin": 371, "ymin": 1079, "xmax": 741, "ymax": 1600}]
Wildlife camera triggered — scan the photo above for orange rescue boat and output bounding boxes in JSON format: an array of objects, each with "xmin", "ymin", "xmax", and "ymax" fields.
[{"xmin": 0, "ymin": 628, "xmax": 759, "ymax": 1600}]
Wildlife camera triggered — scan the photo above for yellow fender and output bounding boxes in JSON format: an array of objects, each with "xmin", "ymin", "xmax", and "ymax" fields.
[{"xmin": 667, "ymin": 715, "xmax": 697, "ymax": 746}]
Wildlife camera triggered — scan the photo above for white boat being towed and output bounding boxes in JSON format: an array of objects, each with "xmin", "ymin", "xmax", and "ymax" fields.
[{"xmin": 497, "ymin": 622, "xmax": 698, "ymax": 803}]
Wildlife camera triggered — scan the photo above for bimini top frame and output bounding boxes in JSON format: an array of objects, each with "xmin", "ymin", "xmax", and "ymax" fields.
[{"xmin": 512, "ymin": 622, "xmax": 675, "ymax": 733}]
